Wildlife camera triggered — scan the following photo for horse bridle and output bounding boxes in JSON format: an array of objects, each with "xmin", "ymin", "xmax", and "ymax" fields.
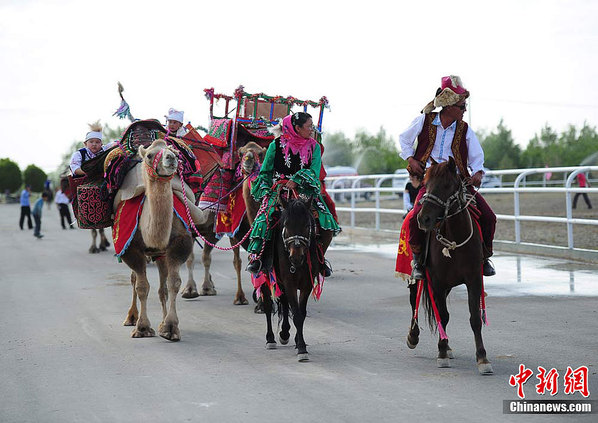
[
  {"xmin": 419, "ymin": 185, "xmax": 466, "ymax": 222},
  {"xmin": 281, "ymin": 210, "xmax": 314, "ymax": 274}
]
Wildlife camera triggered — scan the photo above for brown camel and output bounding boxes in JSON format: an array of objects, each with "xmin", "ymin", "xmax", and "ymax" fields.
[
  {"xmin": 179, "ymin": 142, "xmax": 265, "ymax": 305},
  {"xmin": 119, "ymin": 139, "xmax": 208, "ymax": 341}
]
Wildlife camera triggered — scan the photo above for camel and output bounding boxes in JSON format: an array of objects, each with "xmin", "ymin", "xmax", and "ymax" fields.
[
  {"xmin": 179, "ymin": 142, "xmax": 266, "ymax": 305},
  {"xmin": 119, "ymin": 139, "xmax": 209, "ymax": 341}
]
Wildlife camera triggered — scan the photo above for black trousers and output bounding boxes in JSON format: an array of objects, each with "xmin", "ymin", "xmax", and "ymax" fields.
[
  {"xmin": 58, "ymin": 203, "xmax": 73, "ymax": 228},
  {"xmin": 33, "ymin": 214, "xmax": 42, "ymax": 236},
  {"xmin": 20, "ymin": 206, "xmax": 33, "ymax": 229},
  {"xmin": 573, "ymin": 193, "xmax": 592, "ymax": 209}
]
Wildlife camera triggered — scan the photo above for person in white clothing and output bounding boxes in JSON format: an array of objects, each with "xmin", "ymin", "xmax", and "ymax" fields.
[
  {"xmin": 55, "ymin": 188, "xmax": 74, "ymax": 229},
  {"xmin": 398, "ymin": 75, "xmax": 496, "ymax": 278},
  {"xmin": 70, "ymin": 121, "xmax": 115, "ymax": 176}
]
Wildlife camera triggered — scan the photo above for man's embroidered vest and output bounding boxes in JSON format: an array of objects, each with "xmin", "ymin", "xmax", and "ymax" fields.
[{"xmin": 410, "ymin": 112, "xmax": 471, "ymax": 178}]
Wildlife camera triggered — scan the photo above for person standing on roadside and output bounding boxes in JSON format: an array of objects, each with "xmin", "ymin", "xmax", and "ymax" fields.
[
  {"xmin": 19, "ymin": 185, "xmax": 33, "ymax": 230},
  {"xmin": 573, "ymin": 172, "xmax": 592, "ymax": 209},
  {"xmin": 55, "ymin": 185, "xmax": 74, "ymax": 229},
  {"xmin": 32, "ymin": 192, "xmax": 49, "ymax": 239}
]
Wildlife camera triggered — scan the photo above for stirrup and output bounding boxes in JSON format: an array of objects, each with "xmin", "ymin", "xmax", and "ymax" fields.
[
  {"xmin": 321, "ymin": 260, "xmax": 332, "ymax": 277},
  {"xmin": 411, "ymin": 263, "xmax": 425, "ymax": 281}
]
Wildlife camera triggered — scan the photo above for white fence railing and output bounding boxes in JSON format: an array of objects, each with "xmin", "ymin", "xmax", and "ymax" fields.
[{"xmin": 325, "ymin": 166, "xmax": 598, "ymax": 252}]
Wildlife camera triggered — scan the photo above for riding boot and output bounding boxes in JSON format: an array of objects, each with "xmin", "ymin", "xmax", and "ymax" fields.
[
  {"xmin": 246, "ymin": 256, "xmax": 263, "ymax": 275},
  {"xmin": 411, "ymin": 253, "xmax": 426, "ymax": 281},
  {"xmin": 321, "ymin": 259, "xmax": 332, "ymax": 277},
  {"xmin": 483, "ymin": 259, "xmax": 496, "ymax": 276}
]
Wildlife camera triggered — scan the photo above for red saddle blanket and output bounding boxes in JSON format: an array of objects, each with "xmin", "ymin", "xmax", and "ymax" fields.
[
  {"xmin": 112, "ymin": 194, "xmax": 193, "ymax": 258},
  {"xmin": 395, "ymin": 205, "xmax": 482, "ymax": 280}
]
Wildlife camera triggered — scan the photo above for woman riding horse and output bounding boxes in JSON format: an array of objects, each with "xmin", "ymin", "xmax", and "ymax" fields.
[{"xmin": 245, "ymin": 112, "xmax": 340, "ymax": 275}]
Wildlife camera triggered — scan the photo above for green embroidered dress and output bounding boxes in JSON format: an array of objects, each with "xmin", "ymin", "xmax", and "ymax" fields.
[{"xmin": 247, "ymin": 138, "xmax": 340, "ymax": 254}]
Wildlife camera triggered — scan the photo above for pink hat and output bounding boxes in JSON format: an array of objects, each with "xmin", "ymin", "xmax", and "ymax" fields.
[{"xmin": 441, "ymin": 76, "xmax": 467, "ymax": 94}]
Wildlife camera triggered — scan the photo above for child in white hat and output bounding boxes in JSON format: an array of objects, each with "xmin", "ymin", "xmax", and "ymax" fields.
[{"xmin": 165, "ymin": 108, "xmax": 188, "ymax": 138}]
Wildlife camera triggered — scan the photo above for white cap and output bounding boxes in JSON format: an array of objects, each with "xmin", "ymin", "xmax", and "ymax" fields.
[
  {"xmin": 166, "ymin": 108, "xmax": 184, "ymax": 123},
  {"xmin": 85, "ymin": 131, "xmax": 103, "ymax": 141}
]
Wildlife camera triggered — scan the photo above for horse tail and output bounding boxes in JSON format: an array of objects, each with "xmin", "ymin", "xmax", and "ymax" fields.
[{"xmin": 420, "ymin": 278, "xmax": 437, "ymax": 334}]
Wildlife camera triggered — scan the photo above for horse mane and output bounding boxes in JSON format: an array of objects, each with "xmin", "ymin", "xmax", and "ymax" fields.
[{"xmin": 423, "ymin": 161, "xmax": 456, "ymax": 185}]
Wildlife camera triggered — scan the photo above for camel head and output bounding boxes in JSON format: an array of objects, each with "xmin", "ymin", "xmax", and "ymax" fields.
[
  {"xmin": 139, "ymin": 139, "xmax": 179, "ymax": 180},
  {"xmin": 238, "ymin": 142, "xmax": 266, "ymax": 176}
]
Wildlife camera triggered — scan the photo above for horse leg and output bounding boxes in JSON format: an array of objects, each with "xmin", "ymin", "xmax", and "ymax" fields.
[
  {"xmin": 232, "ymin": 245, "xmax": 248, "ymax": 305},
  {"xmin": 89, "ymin": 229, "xmax": 100, "ymax": 253},
  {"xmin": 122, "ymin": 250, "xmax": 154, "ymax": 338},
  {"xmin": 262, "ymin": 287, "xmax": 276, "ymax": 349},
  {"xmin": 291, "ymin": 288, "xmax": 310, "ymax": 362},
  {"xmin": 436, "ymin": 290, "xmax": 452, "ymax": 368},
  {"xmin": 278, "ymin": 293, "xmax": 291, "ymax": 345},
  {"xmin": 200, "ymin": 244, "xmax": 217, "ymax": 296},
  {"xmin": 123, "ymin": 271, "xmax": 138, "ymax": 326},
  {"xmin": 467, "ymin": 282, "xmax": 493, "ymax": 375},
  {"xmin": 181, "ymin": 250, "xmax": 199, "ymax": 298},
  {"xmin": 99, "ymin": 228, "xmax": 110, "ymax": 250},
  {"xmin": 406, "ymin": 284, "xmax": 420, "ymax": 349},
  {"xmin": 156, "ymin": 258, "xmax": 169, "ymax": 319}
]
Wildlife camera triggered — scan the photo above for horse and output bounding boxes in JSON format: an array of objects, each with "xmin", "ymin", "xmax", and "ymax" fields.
[
  {"xmin": 406, "ymin": 157, "xmax": 493, "ymax": 375},
  {"xmin": 260, "ymin": 192, "xmax": 322, "ymax": 362}
]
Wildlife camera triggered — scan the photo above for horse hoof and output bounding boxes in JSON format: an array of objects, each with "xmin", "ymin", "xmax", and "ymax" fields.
[
  {"xmin": 297, "ymin": 353, "xmax": 310, "ymax": 362},
  {"xmin": 447, "ymin": 348, "xmax": 454, "ymax": 359},
  {"xmin": 406, "ymin": 336, "xmax": 418, "ymax": 349},
  {"xmin": 478, "ymin": 362, "xmax": 494, "ymax": 375},
  {"xmin": 279, "ymin": 334, "xmax": 290, "ymax": 345},
  {"xmin": 266, "ymin": 342, "xmax": 277, "ymax": 350},
  {"xmin": 437, "ymin": 358, "xmax": 451, "ymax": 368}
]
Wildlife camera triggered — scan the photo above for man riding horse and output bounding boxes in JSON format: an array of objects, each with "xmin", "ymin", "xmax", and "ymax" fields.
[{"xmin": 399, "ymin": 75, "xmax": 496, "ymax": 279}]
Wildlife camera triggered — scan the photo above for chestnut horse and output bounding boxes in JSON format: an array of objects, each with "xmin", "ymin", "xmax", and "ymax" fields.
[
  {"xmin": 261, "ymin": 194, "xmax": 321, "ymax": 362},
  {"xmin": 406, "ymin": 157, "xmax": 493, "ymax": 375}
]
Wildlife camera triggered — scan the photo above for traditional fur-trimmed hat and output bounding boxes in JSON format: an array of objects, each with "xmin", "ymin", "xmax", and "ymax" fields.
[
  {"xmin": 421, "ymin": 75, "xmax": 470, "ymax": 114},
  {"xmin": 165, "ymin": 108, "xmax": 184, "ymax": 123},
  {"xmin": 85, "ymin": 120, "xmax": 103, "ymax": 141}
]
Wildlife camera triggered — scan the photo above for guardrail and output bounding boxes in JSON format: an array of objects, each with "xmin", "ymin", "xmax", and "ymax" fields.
[{"xmin": 325, "ymin": 166, "xmax": 598, "ymax": 254}]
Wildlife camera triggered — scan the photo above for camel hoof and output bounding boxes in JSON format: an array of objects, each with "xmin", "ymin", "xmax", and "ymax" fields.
[
  {"xmin": 297, "ymin": 353, "xmax": 310, "ymax": 362},
  {"xmin": 199, "ymin": 287, "xmax": 217, "ymax": 296},
  {"xmin": 131, "ymin": 327, "xmax": 155, "ymax": 338},
  {"xmin": 89, "ymin": 247, "xmax": 100, "ymax": 254},
  {"xmin": 266, "ymin": 342, "xmax": 277, "ymax": 350},
  {"xmin": 158, "ymin": 322, "xmax": 181, "ymax": 342},
  {"xmin": 437, "ymin": 358, "xmax": 451, "ymax": 368},
  {"xmin": 233, "ymin": 296, "xmax": 249, "ymax": 305},
  {"xmin": 123, "ymin": 315, "xmax": 137, "ymax": 326},
  {"xmin": 447, "ymin": 348, "xmax": 454, "ymax": 359},
  {"xmin": 181, "ymin": 288, "xmax": 199, "ymax": 299},
  {"xmin": 99, "ymin": 245, "xmax": 107, "ymax": 251},
  {"xmin": 478, "ymin": 362, "xmax": 494, "ymax": 375},
  {"xmin": 279, "ymin": 334, "xmax": 290, "ymax": 345},
  {"xmin": 406, "ymin": 335, "xmax": 418, "ymax": 349}
]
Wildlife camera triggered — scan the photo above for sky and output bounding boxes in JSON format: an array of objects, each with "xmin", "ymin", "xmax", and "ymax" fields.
[{"xmin": 1, "ymin": 0, "xmax": 597, "ymax": 174}]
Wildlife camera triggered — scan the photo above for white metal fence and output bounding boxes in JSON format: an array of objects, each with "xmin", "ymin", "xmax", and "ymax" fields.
[{"xmin": 325, "ymin": 166, "xmax": 598, "ymax": 253}]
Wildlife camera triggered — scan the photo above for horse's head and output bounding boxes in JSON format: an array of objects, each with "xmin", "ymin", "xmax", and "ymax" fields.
[
  {"xmin": 139, "ymin": 139, "xmax": 179, "ymax": 180},
  {"xmin": 279, "ymin": 195, "xmax": 315, "ymax": 268},
  {"xmin": 238, "ymin": 142, "xmax": 266, "ymax": 176},
  {"xmin": 417, "ymin": 157, "xmax": 462, "ymax": 231}
]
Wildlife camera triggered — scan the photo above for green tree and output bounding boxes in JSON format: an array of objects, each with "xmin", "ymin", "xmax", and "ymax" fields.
[
  {"xmin": 353, "ymin": 127, "xmax": 405, "ymax": 174},
  {"xmin": 322, "ymin": 131, "xmax": 354, "ymax": 167},
  {"xmin": 0, "ymin": 158, "xmax": 22, "ymax": 193},
  {"xmin": 480, "ymin": 119, "xmax": 521, "ymax": 169},
  {"xmin": 23, "ymin": 164, "xmax": 47, "ymax": 192}
]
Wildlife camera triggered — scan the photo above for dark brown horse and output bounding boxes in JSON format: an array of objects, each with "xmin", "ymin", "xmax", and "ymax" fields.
[
  {"xmin": 406, "ymin": 157, "xmax": 493, "ymax": 375},
  {"xmin": 261, "ymin": 194, "xmax": 322, "ymax": 362}
]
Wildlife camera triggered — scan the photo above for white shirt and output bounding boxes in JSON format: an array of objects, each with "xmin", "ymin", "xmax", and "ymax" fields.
[
  {"xmin": 399, "ymin": 114, "xmax": 485, "ymax": 175},
  {"xmin": 69, "ymin": 142, "xmax": 116, "ymax": 174},
  {"xmin": 55, "ymin": 190, "xmax": 70, "ymax": 204},
  {"xmin": 175, "ymin": 126, "xmax": 188, "ymax": 138}
]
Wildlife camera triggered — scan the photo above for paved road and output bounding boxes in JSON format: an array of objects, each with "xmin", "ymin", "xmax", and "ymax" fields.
[{"xmin": 1, "ymin": 203, "xmax": 596, "ymax": 422}]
